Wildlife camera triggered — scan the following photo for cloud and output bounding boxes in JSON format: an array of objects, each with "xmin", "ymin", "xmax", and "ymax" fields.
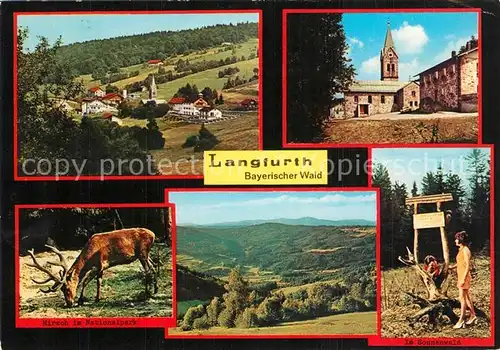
[
  {"xmin": 178, "ymin": 193, "xmax": 377, "ymax": 211},
  {"xmin": 433, "ymin": 36, "xmax": 475, "ymax": 65},
  {"xmin": 399, "ymin": 58, "xmax": 423, "ymax": 81},
  {"xmin": 348, "ymin": 36, "xmax": 364, "ymax": 49},
  {"xmin": 392, "ymin": 21, "xmax": 429, "ymax": 54},
  {"xmin": 360, "ymin": 55, "xmax": 380, "ymax": 75}
]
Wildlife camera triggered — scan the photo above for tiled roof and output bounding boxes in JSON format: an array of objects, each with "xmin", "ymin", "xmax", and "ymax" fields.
[
  {"xmin": 347, "ymin": 80, "xmax": 408, "ymax": 93},
  {"xmin": 416, "ymin": 47, "xmax": 478, "ymax": 76},
  {"xmin": 102, "ymin": 93, "xmax": 122, "ymax": 100},
  {"xmin": 168, "ymin": 97, "xmax": 186, "ymax": 104},
  {"xmin": 147, "ymin": 60, "xmax": 162, "ymax": 64},
  {"xmin": 89, "ymin": 86, "xmax": 103, "ymax": 92}
]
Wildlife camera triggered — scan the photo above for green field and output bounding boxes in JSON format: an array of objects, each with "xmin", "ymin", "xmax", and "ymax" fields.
[{"xmin": 169, "ymin": 311, "xmax": 377, "ymax": 336}]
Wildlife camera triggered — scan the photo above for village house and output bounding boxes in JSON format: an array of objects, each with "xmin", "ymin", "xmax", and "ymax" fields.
[
  {"xmin": 416, "ymin": 37, "xmax": 478, "ymax": 113},
  {"xmin": 101, "ymin": 112, "xmax": 123, "ymax": 126},
  {"xmin": 193, "ymin": 94, "xmax": 211, "ymax": 108},
  {"xmin": 87, "ymin": 86, "xmax": 106, "ymax": 98},
  {"xmin": 199, "ymin": 107, "xmax": 223, "ymax": 121},
  {"xmin": 240, "ymin": 98, "xmax": 258, "ymax": 110},
  {"xmin": 147, "ymin": 59, "xmax": 163, "ymax": 67},
  {"xmin": 101, "ymin": 92, "xmax": 124, "ymax": 107},
  {"xmin": 341, "ymin": 24, "xmax": 420, "ymax": 118},
  {"xmin": 81, "ymin": 99, "xmax": 118, "ymax": 115}
]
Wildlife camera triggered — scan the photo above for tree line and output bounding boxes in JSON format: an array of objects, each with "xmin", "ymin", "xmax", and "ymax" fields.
[
  {"xmin": 51, "ymin": 22, "xmax": 258, "ymax": 76},
  {"xmin": 19, "ymin": 208, "xmax": 171, "ymax": 252},
  {"xmin": 372, "ymin": 149, "xmax": 491, "ymax": 269},
  {"xmin": 180, "ymin": 267, "xmax": 375, "ymax": 331}
]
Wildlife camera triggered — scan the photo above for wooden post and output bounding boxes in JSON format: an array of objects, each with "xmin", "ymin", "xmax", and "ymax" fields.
[
  {"xmin": 436, "ymin": 202, "xmax": 450, "ymax": 273},
  {"xmin": 413, "ymin": 203, "xmax": 419, "ymax": 264}
]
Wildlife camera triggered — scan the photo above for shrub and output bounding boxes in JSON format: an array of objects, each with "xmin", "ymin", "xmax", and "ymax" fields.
[
  {"xmin": 206, "ymin": 297, "xmax": 223, "ymax": 326},
  {"xmin": 331, "ymin": 295, "xmax": 366, "ymax": 313},
  {"xmin": 217, "ymin": 308, "xmax": 236, "ymax": 328},
  {"xmin": 181, "ymin": 304, "xmax": 205, "ymax": 331},
  {"xmin": 182, "ymin": 135, "xmax": 199, "ymax": 148},
  {"xmin": 235, "ymin": 307, "xmax": 259, "ymax": 328},
  {"xmin": 192, "ymin": 315, "xmax": 210, "ymax": 330}
]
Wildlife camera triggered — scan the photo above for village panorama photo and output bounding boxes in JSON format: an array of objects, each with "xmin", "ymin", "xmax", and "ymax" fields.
[
  {"xmin": 285, "ymin": 10, "xmax": 479, "ymax": 145},
  {"xmin": 15, "ymin": 11, "xmax": 261, "ymax": 178}
]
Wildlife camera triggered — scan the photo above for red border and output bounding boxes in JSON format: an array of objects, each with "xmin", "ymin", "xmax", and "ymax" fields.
[
  {"xmin": 164, "ymin": 186, "xmax": 380, "ymax": 339},
  {"xmin": 13, "ymin": 10, "xmax": 263, "ymax": 181},
  {"xmin": 282, "ymin": 8, "xmax": 482, "ymax": 148},
  {"xmin": 368, "ymin": 144, "xmax": 495, "ymax": 347},
  {"xmin": 15, "ymin": 202, "xmax": 176, "ymax": 329}
]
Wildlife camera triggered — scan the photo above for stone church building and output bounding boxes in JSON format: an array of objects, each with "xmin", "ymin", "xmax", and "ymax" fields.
[{"xmin": 341, "ymin": 24, "xmax": 420, "ymax": 119}]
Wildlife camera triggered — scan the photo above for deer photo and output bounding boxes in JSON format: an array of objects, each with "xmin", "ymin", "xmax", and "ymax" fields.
[{"xmin": 26, "ymin": 228, "xmax": 158, "ymax": 307}]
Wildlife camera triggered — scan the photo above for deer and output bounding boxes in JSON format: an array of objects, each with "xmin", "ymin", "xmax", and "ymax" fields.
[{"xmin": 26, "ymin": 228, "xmax": 158, "ymax": 307}]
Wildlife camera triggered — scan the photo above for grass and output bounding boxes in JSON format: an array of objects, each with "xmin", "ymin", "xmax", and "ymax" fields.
[
  {"xmin": 168, "ymin": 311, "xmax": 376, "ymax": 335},
  {"xmin": 381, "ymin": 255, "xmax": 491, "ymax": 338},
  {"xmin": 154, "ymin": 58, "xmax": 258, "ymax": 101},
  {"xmin": 19, "ymin": 246, "xmax": 172, "ymax": 318},
  {"xmin": 149, "ymin": 112, "xmax": 259, "ymax": 175},
  {"xmin": 324, "ymin": 116, "xmax": 478, "ymax": 144}
]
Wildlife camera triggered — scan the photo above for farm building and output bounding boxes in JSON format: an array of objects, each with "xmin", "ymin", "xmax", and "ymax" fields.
[
  {"xmin": 101, "ymin": 112, "xmax": 123, "ymax": 125},
  {"xmin": 87, "ymin": 86, "xmax": 105, "ymax": 98},
  {"xmin": 147, "ymin": 59, "xmax": 163, "ymax": 66},
  {"xmin": 342, "ymin": 23, "xmax": 420, "ymax": 118},
  {"xmin": 101, "ymin": 92, "xmax": 123, "ymax": 106},
  {"xmin": 81, "ymin": 99, "xmax": 118, "ymax": 115},
  {"xmin": 240, "ymin": 98, "xmax": 258, "ymax": 110},
  {"xmin": 199, "ymin": 107, "xmax": 223, "ymax": 121},
  {"xmin": 416, "ymin": 38, "xmax": 478, "ymax": 113}
]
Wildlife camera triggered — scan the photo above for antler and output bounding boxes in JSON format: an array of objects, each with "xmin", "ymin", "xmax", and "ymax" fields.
[
  {"xmin": 26, "ymin": 248, "xmax": 65, "ymax": 293},
  {"xmin": 44, "ymin": 244, "xmax": 69, "ymax": 277}
]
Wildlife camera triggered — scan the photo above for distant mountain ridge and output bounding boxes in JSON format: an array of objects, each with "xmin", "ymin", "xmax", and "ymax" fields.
[{"xmin": 180, "ymin": 217, "xmax": 376, "ymax": 228}]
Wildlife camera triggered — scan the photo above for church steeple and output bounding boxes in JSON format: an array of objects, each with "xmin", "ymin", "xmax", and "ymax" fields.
[
  {"xmin": 149, "ymin": 75, "xmax": 157, "ymax": 99},
  {"xmin": 383, "ymin": 22, "xmax": 395, "ymax": 52},
  {"xmin": 380, "ymin": 22, "xmax": 399, "ymax": 81}
]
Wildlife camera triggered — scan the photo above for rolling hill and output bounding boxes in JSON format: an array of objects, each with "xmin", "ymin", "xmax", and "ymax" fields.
[
  {"xmin": 182, "ymin": 217, "xmax": 376, "ymax": 227},
  {"xmin": 176, "ymin": 222, "xmax": 376, "ymax": 281},
  {"xmin": 55, "ymin": 22, "xmax": 258, "ymax": 76}
]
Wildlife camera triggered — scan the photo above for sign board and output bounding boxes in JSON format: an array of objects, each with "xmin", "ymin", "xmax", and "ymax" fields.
[
  {"xmin": 413, "ymin": 212, "xmax": 445, "ymax": 229},
  {"xmin": 406, "ymin": 193, "xmax": 453, "ymax": 205}
]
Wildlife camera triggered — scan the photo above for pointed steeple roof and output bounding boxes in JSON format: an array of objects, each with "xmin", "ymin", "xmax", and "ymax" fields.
[{"xmin": 383, "ymin": 22, "xmax": 395, "ymax": 50}]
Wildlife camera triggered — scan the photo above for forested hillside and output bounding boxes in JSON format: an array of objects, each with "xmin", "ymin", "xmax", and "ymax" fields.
[
  {"xmin": 177, "ymin": 223, "xmax": 375, "ymax": 284},
  {"xmin": 53, "ymin": 22, "xmax": 258, "ymax": 76}
]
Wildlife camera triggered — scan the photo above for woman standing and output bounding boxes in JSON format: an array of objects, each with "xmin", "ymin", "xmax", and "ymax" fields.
[{"xmin": 450, "ymin": 231, "xmax": 477, "ymax": 329}]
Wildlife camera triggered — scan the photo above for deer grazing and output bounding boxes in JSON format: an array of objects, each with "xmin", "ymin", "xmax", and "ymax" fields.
[{"xmin": 26, "ymin": 228, "xmax": 158, "ymax": 307}]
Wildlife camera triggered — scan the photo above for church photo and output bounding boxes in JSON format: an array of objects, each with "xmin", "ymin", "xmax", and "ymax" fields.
[{"xmin": 284, "ymin": 10, "xmax": 479, "ymax": 145}]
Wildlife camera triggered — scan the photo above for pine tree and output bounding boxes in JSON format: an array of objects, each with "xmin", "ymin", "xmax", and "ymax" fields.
[
  {"xmin": 411, "ymin": 181, "xmax": 418, "ymax": 197},
  {"xmin": 287, "ymin": 13, "xmax": 355, "ymax": 142}
]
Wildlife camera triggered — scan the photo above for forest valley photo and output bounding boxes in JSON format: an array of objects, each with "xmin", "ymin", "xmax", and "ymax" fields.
[
  {"xmin": 372, "ymin": 148, "xmax": 491, "ymax": 338},
  {"xmin": 168, "ymin": 214, "xmax": 377, "ymax": 335},
  {"xmin": 18, "ymin": 207, "xmax": 172, "ymax": 319},
  {"xmin": 17, "ymin": 16, "xmax": 259, "ymax": 177}
]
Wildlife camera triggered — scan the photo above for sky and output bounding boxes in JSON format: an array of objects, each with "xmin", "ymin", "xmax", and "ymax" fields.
[
  {"xmin": 372, "ymin": 147, "xmax": 491, "ymax": 193},
  {"xmin": 17, "ymin": 13, "xmax": 259, "ymax": 51},
  {"xmin": 343, "ymin": 12, "xmax": 478, "ymax": 81},
  {"xmin": 169, "ymin": 191, "xmax": 377, "ymax": 225}
]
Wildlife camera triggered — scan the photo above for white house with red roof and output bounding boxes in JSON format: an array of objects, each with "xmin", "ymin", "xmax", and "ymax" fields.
[
  {"xmin": 147, "ymin": 59, "xmax": 163, "ymax": 67},
  {"xmin": 81, "ymin": 99, "xmax": 118, "ymax": 115},
  {"xmin": 87, "ymin": 86, "xmax": 105, "ymax": 98},
  {"xmin": 101, "ymin": 112, "xmax": 123, "ymax": 125},
  {"xmin": 101, "ymin": 92, "xmax": 124, "ymax": 106}
]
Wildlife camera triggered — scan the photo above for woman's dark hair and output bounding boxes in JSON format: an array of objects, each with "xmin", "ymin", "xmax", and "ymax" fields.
[{"xmin": 455, "ymin": 231, "xmax": 469, "ymax": 244}]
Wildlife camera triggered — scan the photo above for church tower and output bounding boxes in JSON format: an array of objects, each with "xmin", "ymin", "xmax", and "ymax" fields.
[
  {"xmin": 380, "ymin": 23, "xmax": 398, "ymax": 81},
  {"xmin": 149, "ymin": 74, "xmax": 157, "ymax": 99}
]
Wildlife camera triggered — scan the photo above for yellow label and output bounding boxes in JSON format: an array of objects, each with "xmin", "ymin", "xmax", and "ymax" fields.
[{"xmin": 203, "ymin": 150, "xmax": 328, "ymax": 185}]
